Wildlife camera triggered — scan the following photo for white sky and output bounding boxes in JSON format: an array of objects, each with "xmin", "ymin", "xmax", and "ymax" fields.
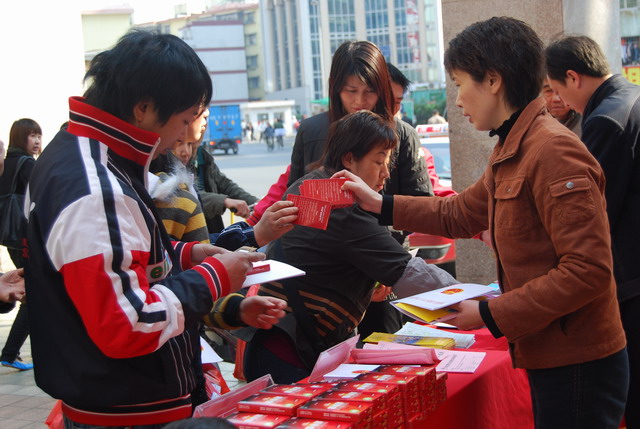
[{"xmin": 0, "ymin": 0, "xmax": 211, "ymax": 141}]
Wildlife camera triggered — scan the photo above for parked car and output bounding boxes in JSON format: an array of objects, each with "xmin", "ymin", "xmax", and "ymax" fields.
[{"xmin": 408, "ymin": 126, "xmax": 456, "ymax": 276}]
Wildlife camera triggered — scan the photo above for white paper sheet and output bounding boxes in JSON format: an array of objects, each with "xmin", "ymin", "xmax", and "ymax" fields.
[
  {"xmin": 323, "ymin": 363, "xmax": 380, "ymax": 381},
  {"xmin": 200, "ymin": 337, "xmax": 223, "ymax": 364},
  {"xmin": 393, "ymin": 283, "xmax": 496, "ymax": 311},
  {"xmin": 434, "ymin": 349, "xmax": 486, "ymax": 373},
  {"xmin": 242, "ymin": 259, "xmax": 305, "ymax": 287}
]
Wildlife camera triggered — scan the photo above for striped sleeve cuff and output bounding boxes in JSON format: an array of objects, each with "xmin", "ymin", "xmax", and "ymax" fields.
[
  {"xmin": 192, "ymin": 257, "xmax": 231, "ymax": 301},
  {"xmin": 173, "ymin": 241, "xmax": 197, "ymax": 270},
  {"xmin": 203, "ymin": 293, "xmax": 246, "ymax": 330},
  {"xmin": 246, "ymin": 213, "xmax": 260, "ymax": 226}
]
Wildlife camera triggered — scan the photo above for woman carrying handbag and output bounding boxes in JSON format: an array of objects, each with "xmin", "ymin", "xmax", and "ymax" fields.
[{"xmin": 0, "ymin": 118, "xmax": 41, "ymax": 370}]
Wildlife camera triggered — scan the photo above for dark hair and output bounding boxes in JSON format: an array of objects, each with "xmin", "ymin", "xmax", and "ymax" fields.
[
  {"xmin": 316, "ymin": 110, "xmax": 397, "ymax": 173},
  {"xmin": 545, "ymin": 35, "xmax": 610, "ymax": 82},
  {"xmin": 444, "ymin": 16, "xmax": 544, "ymax": 110},
  {"xmin": 83, "ymin": 30, "xmax": 212, "ymax": 125},
  {"xmin": 163, "ymin": 417, "xmax": 236, "ymax": 429},
  {"xmin": 328, "ymin": 41, "xmax": 395, "ymax": 123},
  {"xmin": 9, "ymin": 118, "xmax": 42, "ymax": 152},
  {"xmin": 387, "ymin": 63, "xmax": 411, "ymax": 92}
]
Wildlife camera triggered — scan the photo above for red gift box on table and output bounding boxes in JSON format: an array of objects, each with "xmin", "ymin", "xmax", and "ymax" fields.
[
  {"xmin": 277, "ymin": 417, "xmax": 355, "ymax": 428},
  {"xmin": 297, "ymin": 399, "xmax": 374, "ymax": 428},
  {"xmin": 317, "ymin": 390, "xmax": 386, "ymax": 414},
  {"xmin": 261, "ymin": 383, "xmax": 334, "ymax": 400},
  {"xmin": 237, "ymin": 393, "xmax": 309, "ymax": 416},
  {"xmin": 332, "ymin": 380, "xmax": 402, "ymax": 424},
  {"xmin": 226, "ymin": 412, "xmax": 290, "ymax": 428}
]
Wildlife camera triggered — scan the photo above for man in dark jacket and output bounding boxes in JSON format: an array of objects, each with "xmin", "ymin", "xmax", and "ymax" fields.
[
  {"xmin": 195, "ymin": 144, "xmax": 257, "ymax": 234},
  {"xmin": 546, "ymin": 35, "xmax": 640, "ymax": 429}
]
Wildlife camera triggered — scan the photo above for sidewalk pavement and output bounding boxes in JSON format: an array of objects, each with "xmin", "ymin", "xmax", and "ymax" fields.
[{"xmin": 0, "ymin": 247, "xmax": 243, "ymax": 428}]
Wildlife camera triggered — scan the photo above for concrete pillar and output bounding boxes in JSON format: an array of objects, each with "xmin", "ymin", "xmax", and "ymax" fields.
[{"xmin": 441, "ymin": 0, "xmax": 620, "ymax": 284}]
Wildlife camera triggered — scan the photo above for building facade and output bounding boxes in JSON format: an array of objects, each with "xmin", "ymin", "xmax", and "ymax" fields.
[
  {"xmin": 181, "ymin": 18, "xmax": 250, "ymax": 106},
  {"xmin": 82, "ymin": 7, "xmax": 134, "ymax": 67},
  {"xmin": 260, "ymin": 0, "xmax": 445, "ymax": 114},
  {"xmin": 201, "ymin": 2, "xmax": 267, "ymax": 101}
]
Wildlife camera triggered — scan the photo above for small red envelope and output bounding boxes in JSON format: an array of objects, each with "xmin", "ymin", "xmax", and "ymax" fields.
[{"xmin": 287, "ymin": 194, "xmax": 332, "ymax": 230}]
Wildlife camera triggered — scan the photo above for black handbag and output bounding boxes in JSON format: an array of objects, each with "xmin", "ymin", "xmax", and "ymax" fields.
[{"xmin": 0, "ymin": 156, "xmax": 29, "ymax": 249}]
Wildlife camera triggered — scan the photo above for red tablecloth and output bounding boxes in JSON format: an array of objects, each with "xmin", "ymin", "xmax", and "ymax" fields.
[{"xmin": 426, "ymin": 327, "xmax": 533, "ymax": 429}]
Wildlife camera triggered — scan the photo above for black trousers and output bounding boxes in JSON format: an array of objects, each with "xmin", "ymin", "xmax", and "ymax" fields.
[
  {"xmin": 0, "ymin": 302, "xmax": 29, "ymax": 362},
  {"xmin": 621, "ymin": 295, "xmax": 640, "ymax": 429},
  {"xmin": 527, "ymin": 348, "xmax": 628, "ymax": 429}
]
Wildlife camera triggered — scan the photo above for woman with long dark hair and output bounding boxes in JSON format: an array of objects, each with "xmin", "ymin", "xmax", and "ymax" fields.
[
  {"xmin": 289, "ymin": 40, "xmax": 430, "ymax": 198},
  {"xmin": 0, "ymin": 118, "xmax": 41, "ymax": 370}
]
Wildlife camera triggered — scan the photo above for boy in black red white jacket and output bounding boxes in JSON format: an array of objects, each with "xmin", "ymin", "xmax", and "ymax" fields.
[{"xmin": 24, "ymin": 31, "xmax": 277, "ymax": 427}]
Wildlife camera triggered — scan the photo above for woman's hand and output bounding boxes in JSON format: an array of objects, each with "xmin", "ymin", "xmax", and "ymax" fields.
[
  {"xmin": 253, "ymin": 200, "xmax": 298, "ymax": 247},
  {"xmin": 371, "ymin": 284, "xmax": 392, "ymax": 302},
  {"xmin": 239, "ymin": 296, "xmax": 287, "ymax": 329},
  {"xmin": 331, "ymin": 170, "xmax": 383, "ymax": 213},
  {"xmin": 447, "ymin": 300, "xmax": 485, "ymax": 330}
]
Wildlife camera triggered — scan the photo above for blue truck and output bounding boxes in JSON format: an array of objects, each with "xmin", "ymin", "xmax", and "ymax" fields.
[{"xmin": 203, "ymin": 105, "xmax": 242, "ymax": 155}]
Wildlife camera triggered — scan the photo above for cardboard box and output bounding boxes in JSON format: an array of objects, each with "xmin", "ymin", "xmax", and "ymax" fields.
[
  {"xmin": 335, "ymin": 381, "xmax": 399, "ymax": 406},
  {"xmin": 435, "ymin": 372, "xmax": 448, "ymax": 405},
  {"xmin": 237, "ymin": 393, "xmax": 309, "ymax": 416},
  {"xmin": 261, "ymin": 383, "xmax": 334, "ymax": 400},
  {"xmin": 297, "ymin": 399, "xmax": 374, "ymax": 424},
  {"xmin": 356, "ymin": 373, "xmax": 420, "ymax": 395},
  {"xmin": 225, "ymin": 412, "xmax": 290, "ymax": 428},
  {"xmin": 277, "ymin": 418, "xmax": 355, "ymax": 428},
  {"xmin": 376, "ymin": 365, "xmax": 437, "ymax": 391},
  {"xmin": 318, "ymin": 390, "xmax": 386, "ymax": 414}
]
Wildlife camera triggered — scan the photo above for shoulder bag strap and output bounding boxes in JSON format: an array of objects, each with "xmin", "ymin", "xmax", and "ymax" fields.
[{"xmin": 6, "ymin": 156, "xmax": 30, "ymax": 195}]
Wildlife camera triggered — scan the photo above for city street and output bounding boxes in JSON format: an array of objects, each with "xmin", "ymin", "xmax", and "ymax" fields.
[{"xmin": 212, "ymin": 136, "xmax": 294, "ymax": 200}]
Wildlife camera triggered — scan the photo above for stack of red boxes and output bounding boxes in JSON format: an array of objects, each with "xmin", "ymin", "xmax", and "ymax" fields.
[
  {"xmin": 224, "ymin": 366, "xmax": 447, "ymax": 428},
  {"xmin": 377, "ymin": 365, "xmax": 438, "ymax": 421}
]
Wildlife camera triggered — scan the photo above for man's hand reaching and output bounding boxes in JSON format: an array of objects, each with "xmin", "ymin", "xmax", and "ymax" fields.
[
  {"xmin": 214, "ymin": 252, "xmax": 266, "ymax": 292},
  {"xmin": 239, "ymin": 296, "xmax": 287, "ymax": 329}
]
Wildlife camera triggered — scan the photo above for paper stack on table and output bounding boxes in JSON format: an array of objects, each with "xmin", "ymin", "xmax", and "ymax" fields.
[
  {"xmin": 391, "ymin": 283, "xmax": 496, "ymax": 323},
  {"xmin": 362, "ymin": 332, "xmax": 455, "ymax": 349},
  {"xmin": 362, "ymin": 342, "xmax": 486, "ymax": 373},
  {"xmin": 352, "ymin": 343, "xmax": 440, "ymax": 365},
  {"xmin": 395, "ymin": 322, "xmax": 476, "ymax": 349}
]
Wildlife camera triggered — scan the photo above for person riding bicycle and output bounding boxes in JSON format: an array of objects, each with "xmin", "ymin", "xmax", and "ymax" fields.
[
  {"xmin": 274, "ymin": 118, "xmax": 285, "ymax": 148},
  {"xmin": 264, "ymin": 122, "xmax": 275, "ymax": 151}
]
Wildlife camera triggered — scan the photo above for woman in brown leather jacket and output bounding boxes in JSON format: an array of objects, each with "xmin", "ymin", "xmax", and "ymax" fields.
[{"xmin": 337, "ymin": 17, "xmax": 629, "ymax": 429}]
